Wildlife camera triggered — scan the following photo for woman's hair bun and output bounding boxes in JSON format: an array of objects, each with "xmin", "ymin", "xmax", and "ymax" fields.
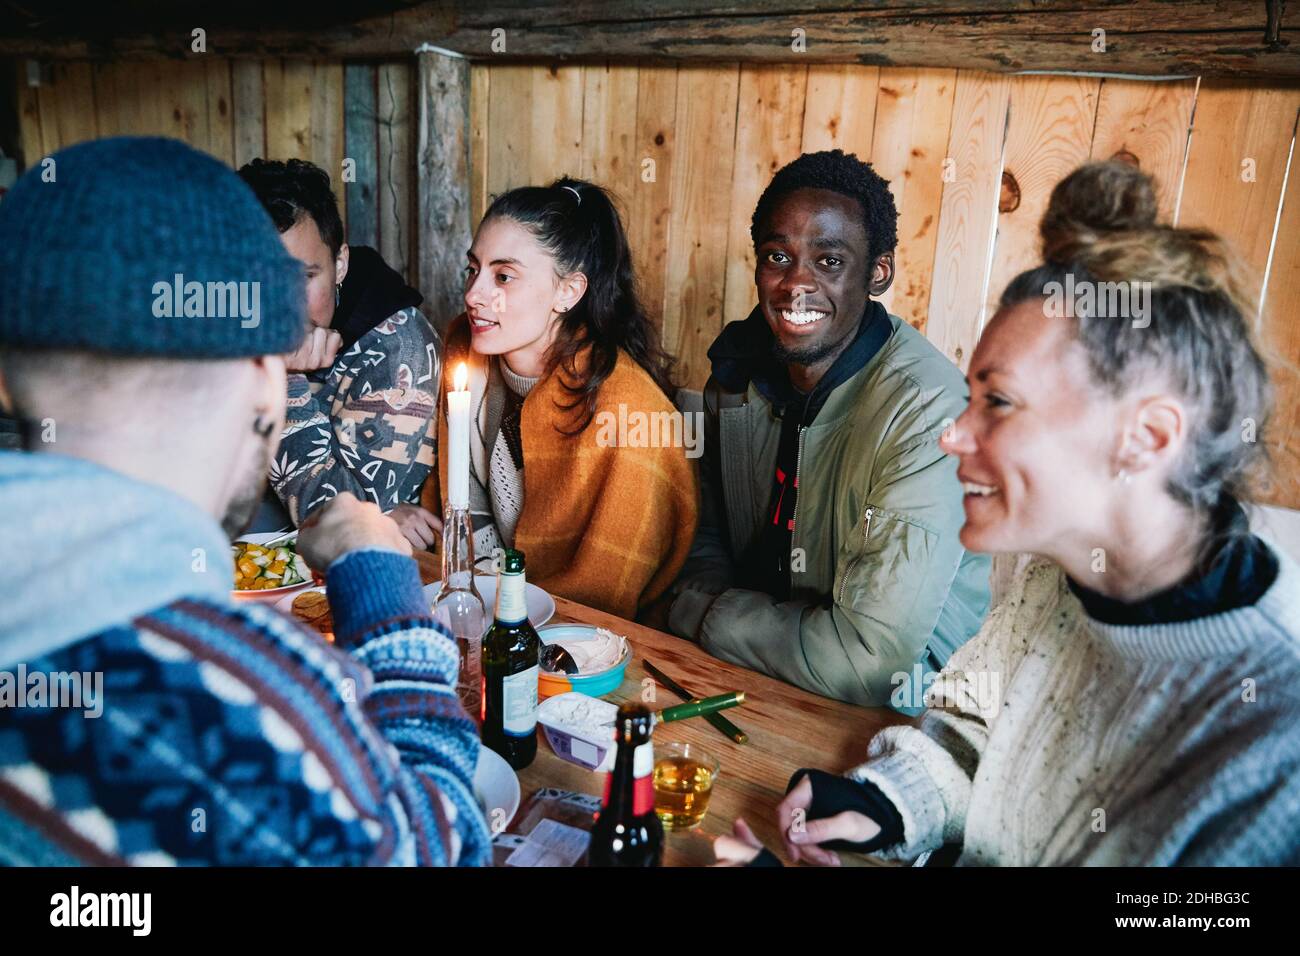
[{"xmin": 1040, "ymin": 160, "xmax": 1159, "ymax": 265}]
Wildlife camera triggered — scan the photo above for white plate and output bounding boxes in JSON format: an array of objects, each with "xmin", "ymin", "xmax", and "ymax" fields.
[
  {"xmin": 422, "ymin": 575, "xmax": 555, "ymax": 628},
  {"xmin": 276, "ymin": 576, "xmax": 556, "ymax": 633},
  {"xmin": 274, "ymin": 584, "xmax": 328, "ymax": 617},
  {"xmin": 473, "ymin": 746, "xmax": 520, "ymax": 829},
  {"xmin": 232, "ymin": 532, "xmax": 313, "ymax": 604}
]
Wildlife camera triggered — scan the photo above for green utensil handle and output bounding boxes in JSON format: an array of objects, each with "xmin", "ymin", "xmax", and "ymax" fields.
[{"xmin": 658, "ymin": 692, "xmax": 745, "ymax": 723}]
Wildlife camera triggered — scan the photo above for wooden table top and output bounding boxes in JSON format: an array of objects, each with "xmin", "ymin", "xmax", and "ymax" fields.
[{"xmin": 415, "ymin": 553, "xmax": 909, "ymax": 866}]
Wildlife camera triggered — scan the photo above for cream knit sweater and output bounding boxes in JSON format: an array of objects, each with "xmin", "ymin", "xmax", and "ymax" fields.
[{"xmin": 853, "ymin": 545, "xmax": 1300, "ymax": 865}]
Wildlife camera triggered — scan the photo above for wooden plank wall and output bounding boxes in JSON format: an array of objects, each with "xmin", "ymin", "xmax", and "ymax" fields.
[
  {"xmin": 12, "ymin": 59, "xmax": 1300, "ymax": 508},
  {"xmin": 471, "ymin": 63, "xmax": 1300, "ymax": 509},
  {"xmin": 13, "ymin": 58, "xmax": 417, "ymax": 286}
]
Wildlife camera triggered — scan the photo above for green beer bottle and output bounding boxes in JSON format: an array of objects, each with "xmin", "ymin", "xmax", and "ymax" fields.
[{"xmin": 482, "ymin": 548, "xmax": 540, "ymax": 769}]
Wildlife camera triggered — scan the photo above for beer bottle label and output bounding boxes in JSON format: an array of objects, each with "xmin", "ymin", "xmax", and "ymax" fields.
[
  {"xmin": 633, "ymin": 742, "xmax": 654, "ymax": 817},
  {"xmin": 501, "ymin": 664, "xmax": 539, "ymax": 736},
  {"xmin": 599, "ymin": 741, "xmax": 656, "ymax": 817},
  {"xmin": 496, "ymin": 570, "xmax": 528, "ymax": 625}
]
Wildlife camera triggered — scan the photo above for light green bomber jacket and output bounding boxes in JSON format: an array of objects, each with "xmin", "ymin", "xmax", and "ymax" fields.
[{"xmin": 669, "ymin": 314, "xmax": 991, "ymax": 709}]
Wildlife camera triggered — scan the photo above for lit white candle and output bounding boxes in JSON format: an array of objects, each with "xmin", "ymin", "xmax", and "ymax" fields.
[{"xmin": 447, "ymin": 362, "xmax": 470, "ymax": 510}]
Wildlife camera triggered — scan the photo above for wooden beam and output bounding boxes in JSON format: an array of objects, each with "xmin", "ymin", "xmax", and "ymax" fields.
[
  {"xmin": 2, "ymin": 2, "xmax": 1298, "ymax": 80},
  {"xmin": 0, "ymin": 58, "xmax": 22, "ymax": 169},
  {"xmin": 344, "ymin": 63, "xmax": 379, "ymax": 250},
  {"xmin": 231, "ymin": 60, "xmax": 265, "ymax": 168},
  {"xmin": 378, "ymin": 61, "xmax": 414, "ymax": 283},
  {"xmin": 416, "ymin": 48, "xmax": 472, "ymax": 337},
  {"xmin": 13, "ymin": 60, "xmax": 44, "ymax": 169}
]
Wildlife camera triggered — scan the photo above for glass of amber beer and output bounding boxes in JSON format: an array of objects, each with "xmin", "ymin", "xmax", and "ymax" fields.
[{"xmin": 652, "ymin": 742, "xmax": 720, "ymax": 830}]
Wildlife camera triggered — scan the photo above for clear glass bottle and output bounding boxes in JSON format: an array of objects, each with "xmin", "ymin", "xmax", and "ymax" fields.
[{"xmin": 430, "ymin": 505, "xmax": 487, "ymax": 722}]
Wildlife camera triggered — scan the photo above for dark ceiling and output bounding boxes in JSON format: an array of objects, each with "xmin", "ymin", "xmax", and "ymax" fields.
[{"xmin": 0, "ymin": 1, "xmax": 425, "ymax": 37}]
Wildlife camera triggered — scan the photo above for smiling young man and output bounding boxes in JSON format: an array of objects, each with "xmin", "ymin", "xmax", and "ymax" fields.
[{"xmin": 668, "ymin": 150, "xmax": 991, "ymax": 709}]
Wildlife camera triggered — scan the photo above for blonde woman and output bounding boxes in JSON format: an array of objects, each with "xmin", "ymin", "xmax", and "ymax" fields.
[{"xmin": 718, "ymin": 161, "xmax": 1300, "ymax": 866}]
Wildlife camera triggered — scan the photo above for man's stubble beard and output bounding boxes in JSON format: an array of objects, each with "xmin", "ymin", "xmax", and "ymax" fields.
[
  {"xmin": 772, "ymin": 336, "xmax": 841, "ymax": 368},
  {"xmin": 220, "ymin": 430, "xmax": 277, "ymax": 540}
]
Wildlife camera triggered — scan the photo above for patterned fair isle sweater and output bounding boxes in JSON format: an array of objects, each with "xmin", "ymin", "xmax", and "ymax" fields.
[
  {"xmin": 273, "ymin": 305, "xmax": 441, "ymax": 524},
  {"xmin": 851, "ymin": 545, "xmax": 1300, "ymax": 866},
  {"xmin": 0, "ymin": 548, "xmax": 491, "ymax": 866}
]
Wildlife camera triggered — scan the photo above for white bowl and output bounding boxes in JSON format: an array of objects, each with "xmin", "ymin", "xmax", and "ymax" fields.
[{"xmin": 232, "ymin": 532, "xmax": 314, "ymax": 604}]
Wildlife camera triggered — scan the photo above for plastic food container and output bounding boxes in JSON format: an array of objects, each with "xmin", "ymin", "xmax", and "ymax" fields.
[
  {"xmin": 537, "ymin": 623, "xmax": 631, "ymax": 700},
  {"xmin": 537, "ymin": 692, "xmax": 619, "ymax": 772}
]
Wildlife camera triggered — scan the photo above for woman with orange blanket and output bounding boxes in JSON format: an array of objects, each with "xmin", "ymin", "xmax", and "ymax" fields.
[{"xmin": 393, "ymin": 177, "xmax": 698, "ymax": 620}]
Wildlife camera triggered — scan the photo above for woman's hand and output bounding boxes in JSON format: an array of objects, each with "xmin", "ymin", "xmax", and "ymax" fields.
[
  {"xmin": 712, "ymin": 818, "xmax": 767, "ymax": 866},
  {"xmin": 389, "ymin": 503, "xmax": 444, "ymax": 550},
  {"xmin": 776, "ymin": 774, "xmax": 881, "ymax": 867}
]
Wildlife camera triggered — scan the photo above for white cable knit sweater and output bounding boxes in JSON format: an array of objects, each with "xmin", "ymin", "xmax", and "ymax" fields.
[
  {"xmin": 852, "ymin": 544, "xmax": 1300, "ymax": 865},
  {"xmin": 487, "ymin": 360, "xmax": 538, "ymax": 549}
]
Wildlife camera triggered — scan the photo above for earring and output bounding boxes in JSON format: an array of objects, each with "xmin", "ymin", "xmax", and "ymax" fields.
[
  {"xmin": 1115, "ymin": 468, "xmax": 1132, "ymax": 485},
  {"xmin": 253, "ymin": 415, "xmax": 275, "ymax": 439},
  {"xmin": 335, "ymin": 284, "xmax": 341, "ymax": 308}
]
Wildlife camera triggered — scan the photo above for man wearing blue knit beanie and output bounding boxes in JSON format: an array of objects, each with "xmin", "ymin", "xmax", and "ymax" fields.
[{"xmin": 0, "ymin": 137, "xmax": 490, "ymax": 866}]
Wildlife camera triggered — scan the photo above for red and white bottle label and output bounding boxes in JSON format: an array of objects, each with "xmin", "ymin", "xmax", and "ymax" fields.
[{"xmin": 601, "ymin": 742, "xmax": 655, "ymax": 816}]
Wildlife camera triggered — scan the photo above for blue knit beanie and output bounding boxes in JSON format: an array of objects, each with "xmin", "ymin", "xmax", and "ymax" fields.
[{"xmin": 0, "ymin": 137, "xmax": 307, "ymax": 357}]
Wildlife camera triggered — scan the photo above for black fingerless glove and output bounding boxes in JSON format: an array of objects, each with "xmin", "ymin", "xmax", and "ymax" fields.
[
  {"xmin": 744, "ymin": 847, "xmax": 784, "ymax": 867},
  {"xmin": 786, "ymin": 768, "xmax": 904, "ymax": 853}
]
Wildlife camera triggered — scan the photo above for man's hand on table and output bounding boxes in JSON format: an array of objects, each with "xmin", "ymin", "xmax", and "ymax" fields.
[{"xmin": 297, "ymin": 492, "xmax": 412, "ymax": 572}]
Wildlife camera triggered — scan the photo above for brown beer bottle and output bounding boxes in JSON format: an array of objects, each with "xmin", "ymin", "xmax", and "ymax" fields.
[{"xmin": 586, "ymin": 703, "xmax": 664, "ymax": 866}]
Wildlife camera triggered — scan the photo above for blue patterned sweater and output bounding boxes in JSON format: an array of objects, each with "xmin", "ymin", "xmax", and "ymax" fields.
[{"xmin": 0, "ymin": 451, "xmax": 491, "ymax": 866}]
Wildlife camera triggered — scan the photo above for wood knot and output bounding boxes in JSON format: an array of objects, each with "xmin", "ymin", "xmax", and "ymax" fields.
[
  {"xmin": 999, "ymin": 171, "xmax": 1021, "ymax": 213},
  {"xmin": 1109, "ymin": 149, "xmax": 1140, "ymax": 168}
]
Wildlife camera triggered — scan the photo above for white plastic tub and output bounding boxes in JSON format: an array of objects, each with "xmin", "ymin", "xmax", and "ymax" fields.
[{"xmin": 537, "ymin": 692, "xmax": 619, "ymax": 772}]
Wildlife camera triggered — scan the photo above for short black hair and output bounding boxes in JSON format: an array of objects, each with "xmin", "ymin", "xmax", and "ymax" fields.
[
  {"xmin": 750, "ymin": 149, "xmax": 898, "ymax": 262},
  {"xmin": 237, "ymin": 158, "xmax": 344, "ymax": 256}
]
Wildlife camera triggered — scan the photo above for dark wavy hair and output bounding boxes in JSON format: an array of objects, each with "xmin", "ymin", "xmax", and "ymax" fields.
[
  {"xmin": 751, "ymin": 149, "xmax": 899, "ymax": 263},
  {"xmin": 238, "ymin": 158, "xmax": 344, "ymax": 256},
  {"xmin": 483, "ymin": 177, "xmax": 676, "ymax": 431}
]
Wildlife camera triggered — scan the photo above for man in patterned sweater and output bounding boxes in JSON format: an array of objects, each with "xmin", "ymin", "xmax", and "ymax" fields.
[
  {"xmin": 238, "ymin": 159, "xmax": 441, "ymax": 527},
  {"xmin": 0, "ymin": 137, "xmax": 489, "ymax": 866}
]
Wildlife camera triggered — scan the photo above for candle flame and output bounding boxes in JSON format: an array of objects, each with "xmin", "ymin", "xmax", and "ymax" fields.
[{"xmin": 453, "ymin": 362, "xmax": 467, "ymax": 392}]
